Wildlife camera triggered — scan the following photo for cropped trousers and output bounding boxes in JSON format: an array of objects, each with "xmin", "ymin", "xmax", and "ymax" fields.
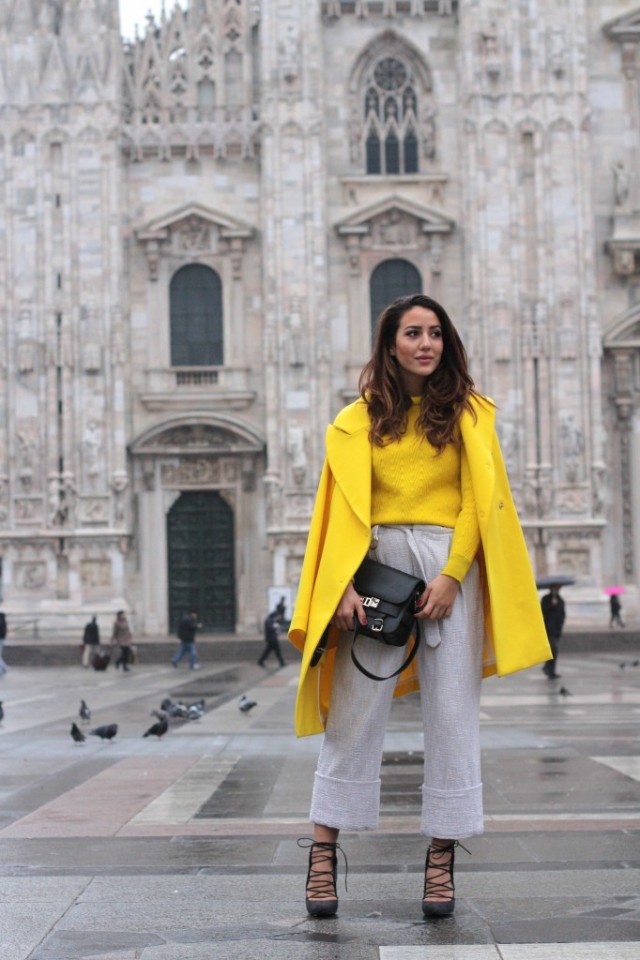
[{"xmin": 310, "ymin": 524, "xmax": 485, "ymax": 840}]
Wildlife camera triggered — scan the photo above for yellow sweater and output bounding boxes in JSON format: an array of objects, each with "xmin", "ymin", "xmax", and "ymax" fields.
[{"xmin": 371, "ymin": 399, "xmax": 480, "ymax": 582}]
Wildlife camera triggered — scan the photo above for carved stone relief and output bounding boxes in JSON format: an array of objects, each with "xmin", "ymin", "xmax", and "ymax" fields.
[
  {"xmin": 80, "ymin": 558, "xmax": 113, "ymax": 595},
  {"xmin": 372, "ymin": 211, "xmax": 417, "ymax": 248},
  {"xmin": 14, "ymin": 561, "xmax": 47, "ymax": 590},
  {"xmin": 556, "ymin": 487, "xmax": 588, "ymax": 514},
  {"xmin": 556, "ymin": 549, "xmax": 590, "ymax": 577},
  {"xmin": 78, "ymin": 497, "xmax": 110, "ymax": 525},
  {"xmin": 82, "ymin": 419, "xmax": 104, "ymax": 489},
  {"xmin": 560, "ymin": 415, "xmax": 585, "ymax": 483},
  {"xmin": 110, "ymin": 471, "xmax": 129, "ymax": 525},
  {"xmin": 15, "ymin": 498, "xmax": 43, "ymax": 523},
  {"xmin": 174, "ymin": 215, "xmax": 213, "ymax": 253},
  {"xmin": 16, "ymin": 423, "xmax": 39, "ymax": 491},
  {"xmin": 287, "ymin": 424, "xmax": 308, "ymax": 485}
]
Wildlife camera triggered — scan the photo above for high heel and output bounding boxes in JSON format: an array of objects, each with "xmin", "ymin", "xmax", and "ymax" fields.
[
  {"xmin": 422, "ymin": 840, "xmax": 469, "ymax": 918},
  {"xmin": 297, "ymin": 837, "xmax": 348, "ymax": 918}
]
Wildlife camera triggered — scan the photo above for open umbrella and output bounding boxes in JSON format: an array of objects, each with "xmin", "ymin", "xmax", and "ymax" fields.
[
  {"xmin": 604, "ymin": 586, "xmax": 625, "ymax": 596},
  {"xmin": 536, "ymin": 574, "xmax": 576, "ymax": 589}
]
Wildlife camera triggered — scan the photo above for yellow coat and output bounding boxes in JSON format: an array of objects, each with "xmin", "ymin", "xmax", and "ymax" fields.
[{"xmin": 289, "ymin": 395, "xmax": 551, "ymax": 737}]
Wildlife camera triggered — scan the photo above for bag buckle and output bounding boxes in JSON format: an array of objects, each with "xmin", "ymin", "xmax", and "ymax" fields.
[
  {"xmin": 361, "ymin": 596, "xmax": 380, "ymax": 609},
  {"xmin": 370, "ymin": 618, "xmax": 384, "ymax": 633}
]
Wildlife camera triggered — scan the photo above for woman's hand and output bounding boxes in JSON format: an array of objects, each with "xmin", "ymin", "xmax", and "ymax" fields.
[
  {"xmin": 415, "ymin": 574, "xmax": 460, "ymax": 621},
  {"xmin": 332, "ymin": 581, "xmax": 367, "ymax": 632}
]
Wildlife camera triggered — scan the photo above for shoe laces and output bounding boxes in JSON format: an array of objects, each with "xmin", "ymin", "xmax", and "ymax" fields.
[
  {"xmin": 423, "ymin": 840, "xmax": 470, "ymax": 901},
  {"xmin": 298, "ymin": 837, "xmax": 349, "ymax": 895}
]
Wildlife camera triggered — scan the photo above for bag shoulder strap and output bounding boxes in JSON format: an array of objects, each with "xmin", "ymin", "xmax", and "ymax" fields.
[{"xmin": 350, "ymin": 629, "xmax": 420, "ymax": 682}]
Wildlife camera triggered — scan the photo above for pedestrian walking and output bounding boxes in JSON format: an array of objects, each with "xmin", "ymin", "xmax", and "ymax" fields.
[
  {"xmin": 111, "ymin": 611, "xmax": 133, "ymax": 672},
  {"xmin": 81, "ymin": 615, "xmax": 100, "ymax": 668},
  {"xmin": 609, "ymin": 594, "xmax": 625, "ymax": 628},
  {"xmin": 289, "ymin": 293, "xmax": 550, "ymax": 919},
  {"xmin": 0, "ymin": 611, "xmax": 7, "ymax": 678},
  {"xmin": 258, "ymin": 609, "xmax": 286, "ymax": 668},
  {"xmin": 541, "ymin": 585, "xmax": 566, "ymax": 679},
  {"xmin": 171, "ymin": 610, "xmax": 201, "ymax": 670}
]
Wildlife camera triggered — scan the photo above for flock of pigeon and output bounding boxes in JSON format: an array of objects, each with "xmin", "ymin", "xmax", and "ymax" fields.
[{"xmin": 69, "ymin": 691, "xmax": 258, "ymax": 744}]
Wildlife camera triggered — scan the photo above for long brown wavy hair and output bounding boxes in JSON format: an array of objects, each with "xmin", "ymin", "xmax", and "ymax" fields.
[{"xmin": 359, "ymin": 294, "xmax": 477, "ymax": 450}]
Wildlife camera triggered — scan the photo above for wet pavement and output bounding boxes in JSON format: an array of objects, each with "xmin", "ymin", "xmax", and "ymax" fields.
[{"xmin": 0, "ymin": 644, "xmax": 639, "ymax": 959}]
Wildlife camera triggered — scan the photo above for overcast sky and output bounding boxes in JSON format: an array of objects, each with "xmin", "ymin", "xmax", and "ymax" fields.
[{"xmin": 119, "ymin": 1, "xmax": 187, "ymax": 40}]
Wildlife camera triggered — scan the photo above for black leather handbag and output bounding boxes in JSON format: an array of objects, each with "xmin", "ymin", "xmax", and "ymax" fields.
[{"xmin": 350, "ymin": 557, "xmax": 425, "ymax": 681}]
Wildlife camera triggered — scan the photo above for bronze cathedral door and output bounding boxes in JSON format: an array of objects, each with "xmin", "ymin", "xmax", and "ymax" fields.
[{"xmin": 167, "ymin": 491, "xmax": 235, "ymax": 633}]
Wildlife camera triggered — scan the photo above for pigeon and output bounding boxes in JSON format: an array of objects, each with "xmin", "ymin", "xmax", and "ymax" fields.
[
  {"xmin": 90, "ymin": 723, "xmax": 118, "ymax": 741},
  {"xmin": 143, "ymin": 717, "xmax": 168, "ymax": 738},
  {"xmin": 0, "ymin": 701, "xmax": 3, "ymax": 723},
  {"xmin": 70, "ymin": 722, "xmax": 86, "ymax": 743},
  {"xmin": 188, "ymin": 699, "xmax": 205, "ymax": 712},
  {"xmin": 187, "ymin": 704, "xmax": 204, "ymax": 720},
  {"xmin": 558, "ymin": 686, "xmax": 571, "ymax": 696},
  {"xmin": 239, "ymin": 694, "xmax": 257, "ymax": 714},
  {"xmin": 160, "ymin": 698, "xmax": 188, "ymax": 718},
  {"xmin": 79, "ymin": 699, "xmax": 91, "ymax": 723}
]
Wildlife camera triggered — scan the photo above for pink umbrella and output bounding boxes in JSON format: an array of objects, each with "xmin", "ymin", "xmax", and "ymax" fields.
[{"xmin": 604, "ymin": 586, "xmax": 625, "ymax": 596}]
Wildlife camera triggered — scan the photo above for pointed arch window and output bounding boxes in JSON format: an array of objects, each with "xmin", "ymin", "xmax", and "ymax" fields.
[
  {"xmin": 370, "ymin": 259, "xmax": 422, "ymax": 334},
  {"xmin": 170, "ymin": 264, "xmax": 223, "ymax": 366},
  {"xmin": 364, "ymin": 57, "xmax": 421, "ymax": 175}
]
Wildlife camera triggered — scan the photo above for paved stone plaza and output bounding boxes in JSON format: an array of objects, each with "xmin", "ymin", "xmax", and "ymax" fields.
[{"xmin": 0, "ymin": 643, "xmax": 639, "ymax": 960}]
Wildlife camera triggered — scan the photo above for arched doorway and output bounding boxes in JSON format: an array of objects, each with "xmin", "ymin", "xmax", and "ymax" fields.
[
  {"xmin": 370, "ymin": 258, "xmax": 422, "ymax": 333},
  {"xmin": 167, "ymin": 491, "xmax": 235, "ymax": 633}
]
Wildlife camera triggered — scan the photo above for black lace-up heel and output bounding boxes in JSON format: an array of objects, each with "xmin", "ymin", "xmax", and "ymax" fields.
[
  {"xmin": 297, "ymin": 837, "xmax": 348, "ymax": 918},
  {"xmin": 422, "ymin": 839, "xmax": 470, "ymax": 918}
]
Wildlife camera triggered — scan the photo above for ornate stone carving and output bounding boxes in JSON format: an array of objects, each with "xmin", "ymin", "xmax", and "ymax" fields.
[
  {"xmin": 162, "ymin": 458, "xmax": 223, "ymax": 486},
  {"xmin": 158, "ymin": 425, "xmax": 235, "ymax": 450},
  {"xmin": 80, "ymin": 559, "xmax": 112, "ymax": 594},
  {"xmin": 612, "ymin": 160, "xmax": 629, "ymax": 208},
  {"xmin": 82, "ymin": 420, "xmax": 104, "ymax": 489},
  {"xmin": 14, "ymin": 498, "xmax": 43, "ymax": 523},
  {"xmin": 176, "ymin": 215, "xmax": 212, "ymax": 252},
  {"xmin": 16, "ymin": 425, "xmax": 39, "ymax": 492},
  {"xmin": 14, "ymin": 561, "xmax": 47, "ymax": 590},
  {"xmin": 110, "ymin": 471, "xmax": 129, "ymax": 525},
  {"xmin": 374, "ymin": 211, "xmax": 416, "ymax": 247},
  {"xmin": 78, "ymin": 497, "xmax": 109, "ymax": 525},
  {"xmin": 287, "ymin": 424, "xmax": 308, "ymax": 486},
  {"xmin": 560, "ymin": 415, "xmax": 585, "ymax": 483},
  {"xmin": 556, "ymin": 549, "xmax": 590, "ymax": 576},
  {"xmin": 556, "ymin": 487, "xmax": 588, "ymax": 514},
  {"xmin": 548, "ymin": 27, "xmax": 568, "ymax": 79}
]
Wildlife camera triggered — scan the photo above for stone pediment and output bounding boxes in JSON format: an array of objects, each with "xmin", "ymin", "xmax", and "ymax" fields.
[
  {"xmin": 130, "ymin": 415, "xmax": 265, "ymax": 456},
  {"xmin": 603, "ymin": 8, "xmax": 640, "ymax": 42},
  {"xmin": 335, "ymin": 195, "xmax": 454, "ymax": 239},
  {"xmin": 137, "ymin": 203, "xmax": 254, "ymax": 242},
  {"xmin": 136, "ymin": 203, "xmax": 255, "ymax": 279},
  {"xmin": 604, "ymin": 305, "xmax": 640, "ymax": 349}
]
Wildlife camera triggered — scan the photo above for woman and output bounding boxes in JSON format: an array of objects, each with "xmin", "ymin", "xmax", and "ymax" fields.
[
  {"xmin": 111, "ymin": 610, "xmax": 133, "ymax": 672},
  {"xmin": 289, "ymin": 294, "xmax": 550, "ymax": 919}
]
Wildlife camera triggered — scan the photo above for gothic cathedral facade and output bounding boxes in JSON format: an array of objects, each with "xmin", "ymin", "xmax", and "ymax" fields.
[{"xmin": 1, "ymin": 0, "xmax": 639, "ymax": 634}]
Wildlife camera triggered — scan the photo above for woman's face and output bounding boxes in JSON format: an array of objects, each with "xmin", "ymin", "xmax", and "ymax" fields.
[{"xmin": 390, "ymin": 306, "xmax": 443, "ymax": 394}]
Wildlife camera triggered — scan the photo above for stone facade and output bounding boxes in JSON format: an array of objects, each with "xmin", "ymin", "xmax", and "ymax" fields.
[{"xmin": 0, "ymin": 0, "xmax": 639, "ymax": 634}]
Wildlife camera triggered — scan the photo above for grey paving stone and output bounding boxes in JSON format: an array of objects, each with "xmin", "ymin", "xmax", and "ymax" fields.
[{"xmin": 1, "ymin": 902, "xmax": 82, "ymax": 960}]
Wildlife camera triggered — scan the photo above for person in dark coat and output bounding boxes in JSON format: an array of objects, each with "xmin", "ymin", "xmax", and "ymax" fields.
[
  {"xmin": 111, "ymin": 611, "xmax": 133, "ymax": 672},
  {"xmin": 258, "ymin": 610, "xmax": 286, "ymax": 668},
  {"xmin": 82, "ymin": 615, "xmax": 100, "ymax": 668},
  {"xmin": 0, "ymin": 611, "xmax": 7, "ymax": 678},
  {"xmin": 609, "ymin": 594, "xmax": 625, "ymax": 628},
  {"xmin": 541, "ymin": 586, "xmax": 566, "ymax": 679},
  {"xmin": 171, "ymin": 610, "xmax": 201, "ymax": 670}
]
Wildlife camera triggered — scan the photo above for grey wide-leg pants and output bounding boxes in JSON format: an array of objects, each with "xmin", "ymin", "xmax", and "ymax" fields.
[{"xmin": 310, "ymin": 524, "xmax": 485, "ymax": 840}]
